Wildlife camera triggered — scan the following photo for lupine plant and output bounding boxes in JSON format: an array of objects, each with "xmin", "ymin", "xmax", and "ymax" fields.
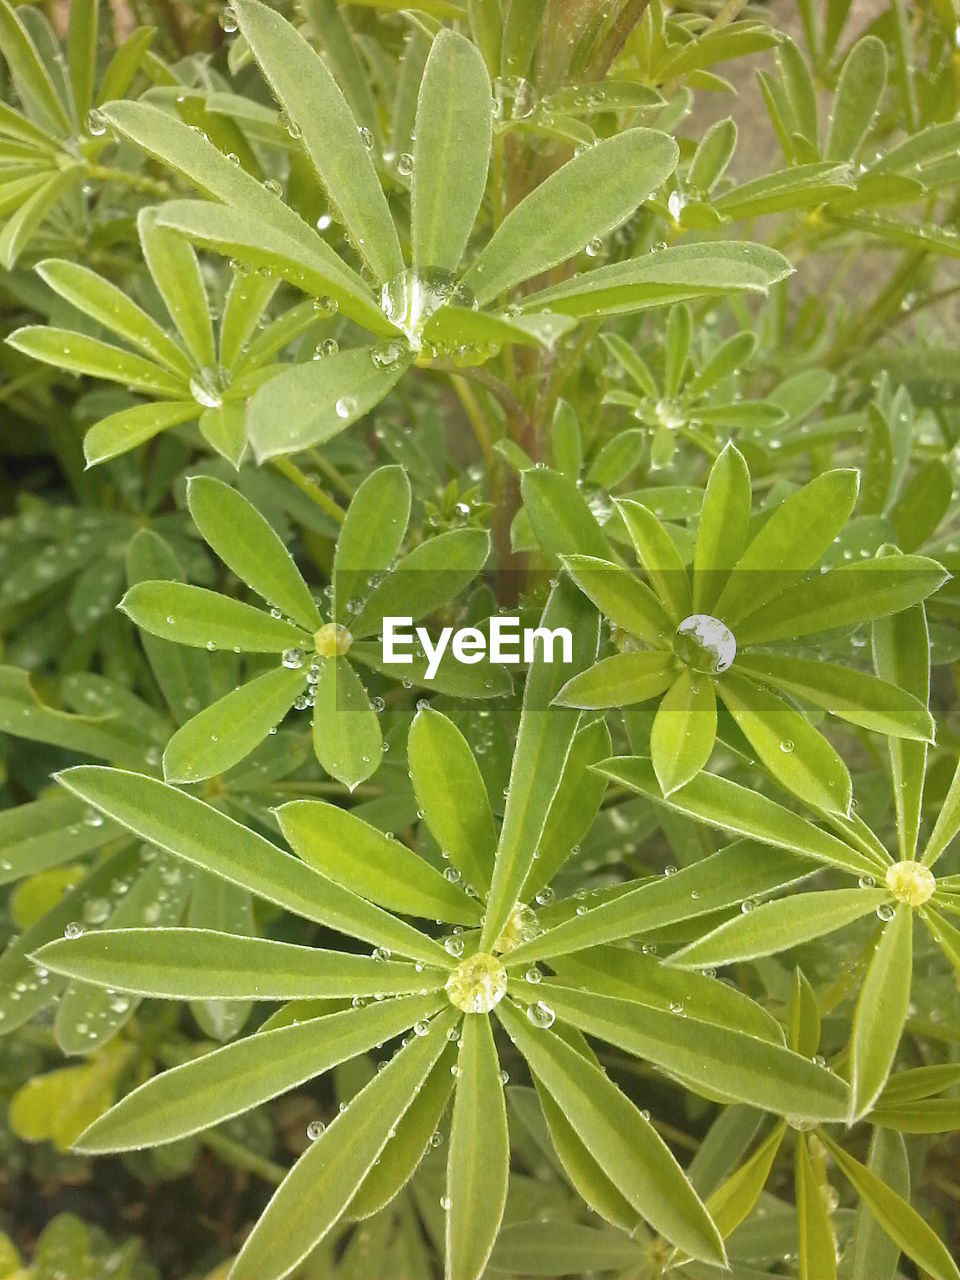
[{"xmin": 3, "ymin": 1, "xmax": 960, "ymax": 1279}]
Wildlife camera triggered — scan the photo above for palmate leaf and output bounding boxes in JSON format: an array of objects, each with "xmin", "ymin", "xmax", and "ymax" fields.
[
  {"xmin": 231, "ymin": 1008, "xmax": 457, "ymax": 1280},
  {"xmin": 55, "ymin": 767, "xmax": 450, "ymax": 966},
  {"xmin": 73, "ymin": 994, "xmax": 447, "ymax": 1152},
  {"xmin": 496, "ymin": 999, "xmax": 726, "ymax": 1265}
]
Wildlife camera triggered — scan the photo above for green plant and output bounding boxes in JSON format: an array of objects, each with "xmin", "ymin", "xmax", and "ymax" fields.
[{"xmin": 3, "ymin": 2, "xmax": 960, "ymax": 1279}]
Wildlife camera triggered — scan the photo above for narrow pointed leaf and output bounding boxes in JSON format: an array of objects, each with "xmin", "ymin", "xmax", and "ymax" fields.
[
  {"xmin": 651, "ymin": 669, "xmax": 716, "ymax": 794},
  {"xmin": 615, "ymin": 498, "xmax": 691, "ymax": 622},
  {"xmin": 496, "ymin": 1000, "xmax": 725, "ymax": 1265},
  {"xmin": 333, "ymin": 466, "xmax": 411, "ymax": 625},
  {"xmin": 311, "ymin": 656, "xmax": 383, "ymax": 789},
  {"xmin": 234, "ymin": 0, "xmax": 403, "ymax": 284},
  {"xmin": 849, "ymin": 904, "xmax": 912, "ymax": 1120},
  {"xmin": 463, "ymin": 130, "xmax": 679, "ymax": 304},
  {"xmin": 408, "ymin": 706, "xmax": 497, "ymax": 895},
  {"xmin": 561, "ymin": 556, "xmax": 673, "ymax": 644},
  {"xmin": 693, "ymin": 443, "xmax": 751, "ymax": 612},
  {"xmin": 230, "ymin": 1010, "xmax": 456, "ymax": 1280},
  {"xmin": 121, "ymin": 582, "xmax": 309, "ymax": 652},
  {"xmin": 413, "ymin": 30, "xmax": 491, "ymax": 273},
  {"xmin": 187, "ymin": 476, "xmax": 320, "ymax": 631},
  {"xmin": 55, "ymin": 767, "xmax": 450, "ymax": 966},
  {"xmin": 276, "ymin": 800, "xmax": 482, "ymax": 924},
  {"xmin": 554, "ymin": 649, "xmax": 675, "ymax": 709},
  {"xmin": 36, "ymin": 929, "xmax": 446, "ymax": 1000},
  {"xmin": 162, "ymin": 666, "xmax": 306, "ymax": 784},
  {"xmin": 75, "ymin": 995, "xmax": 445, "ymax": 1152},
  {"xmin": 446, "ymin": 1014, "xmax": 509, "ymax": 1280}
]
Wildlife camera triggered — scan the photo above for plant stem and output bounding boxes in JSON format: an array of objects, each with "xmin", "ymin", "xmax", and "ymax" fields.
[
  {"xmin": 203, "ymin": 1131, "xmax": 286, "ymax": 1185},
  {"xmin": 270, "ymin": 456, "xmax": 346, "ymax": 525}
]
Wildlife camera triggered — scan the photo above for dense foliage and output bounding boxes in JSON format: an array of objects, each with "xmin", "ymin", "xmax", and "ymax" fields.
[{"xmin": 2, "ymin": 1, "xmax": 960, "ymax": 1278}]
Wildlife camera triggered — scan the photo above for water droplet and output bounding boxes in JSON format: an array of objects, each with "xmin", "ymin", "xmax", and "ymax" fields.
[
  {"xmin": 218, "ymin": 4, "xmax": 239, "ymax": 31},
  {"xmin": 306, "ymin": 1120, "xmax": 326, "ymax": 1141},
  {"xmin": 674, "ymin": 614, "xmax": 736, "ymax": 674},
  {"xmin": 397, "ymin": 152, "xmax": 414, "ymax": 176},
  {"xmin": 189, "ymin": 364, "xmax": 233, "ymax": 409},
  {"xmin": 741, "ymin": 898, "xmax": 757, "ymax": 914},
  {"xmin": 335, "ymin": 395, "xmax": 357, "ymax": 420},
  {"xmin": 444, "ymin": 952, "xmax": 506, "ymax": 1012},
  {"xmin": 64, "ymin": 922, "xmax": 83, "ymax": 939},
  {"xmin": 313, "ymin": 338, "xmax": 339, "ymax": 360},
  {"xmin": 86, "ymin": 107, "xmax": 108, "ymax": 136},
  {"xmin": 779, "ymin": 739, "xmax": 795, "ymax": 754},
  {"xmin": 492, "ymin": 75, "xmax": 538, "ymax": 121},
  {"xmin": 526, "ymin": 1000, "xmax": 556, "ymax": 1029},
  {"xmin": 876, "ymin": 902, "xmax": 896, "ymax": 921}
]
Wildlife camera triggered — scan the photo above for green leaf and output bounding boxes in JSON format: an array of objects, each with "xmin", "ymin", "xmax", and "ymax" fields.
[
  {"xmin": 96, "ymin": 26, "xmax": 156, "ymax": 104},
  {"xmin": 693, "ymin": 442, "xmax": 751, "ymax": 613},
  {"xmin": 412, "ymin": 30, "xmax": 491, "ymax": 274},
  {"xmin": 235, "ymin": 0, "xmax": 403, "ymax": 284},
  {"xmin": 35, "ymin": 259, "xmax": 193, "ymax": 378},
  {"xmin": 445, "ymin": 1014, "xmax": 509, "ymax": 1280},
  {"xmin": 554, "ymin": 649, "xmax": 675, "ymax": 710},
  {"xmin": 155, "ymin": 200, "xmax": 391, "ymax": 336},
  {"xmin": 796, "ymin": 1133, "xmax": 837, "ymax": 1280},
  {"xmin": 6, "ymin": 326, "xmax": 185, "ymax": 398},
  {"xmin": 519, "ymin": 242, "xmax": 792, "ymax": 318},
  {"xmin": 522, "ymin": 718, "xmax": 611, "ymax": 898},
  {"xmin": 689, "ymin": 118, "xmax": 737, "ymax": 193},
  {"xmin": 0, "ymin": 666, "xmax": 148, "ymax": 768},
  {"xmin": 561, "ymin": 555, "xmax": 673, "ymax": 644},
  {"xmin": 198, "ymin": 403, "xmax": 248, "ymax": 469},
  {"xmin": 138, "ymin": 209, "xmax": 215, "ymax": 370},
  {"xmin": 219, "ymin": 269, "xmax": 277, "ymax": 369},
  {"xmin": 0, "ymin": 167, "xmax": 80, "ymax": 268},
  {"xmin": 37, "ymin": 928, "xmax": 445, "ymax": 1000},
  {"xmin": 849, "ymin": 904, "xmax": 912, "ymax": 1120},
  {"xmin": 301, "ymin": 0, "xmax": 381, "ymax": 140},
  {"xmin": 333, "ymin": 466, "xmax": 411, "ymax": 625},
  {"xmin": 821, "ymin": 1132, "xmax": 960, "ymax": 1280},
  {"xmin": 874, "ymin": 595, "xmax": 929, "ymax": 862},
  {"xmin": 714, "ymin": 470, "xmax": 859, "ymax": 625},
  {"xmin": 615, "ymin": 498, "xmax": 691, "ymax": 622},
  {"xmin": 651, "ymin": 669, "xmax": 716, "ymax": 794},
  {"xmin": 75, "ymin": 994, "xmax": 446, "ymax": 1152},
  {"xmin": 520, "ymin": 981, "xmax": 848, "ymax": 1122},
  {"xmin": 0, "ymin": 794, "xmax": 119, "ymax": 884},
  {"xmin": 717, "ymin": 671, "xmax": 852, "ymax": 815},
  {"xmin": 162, "ymin": 666, "xmax": 306, "ymax": 784},
  {"xmin": 231, "ymin": 1009, "xmax": 456, "ymax": 1280},
  {"xmin": 187, "ymin": 873, "xmax": 255, "ymax": 1043},
  {"xmin": 83, "ymin": 402, "xmax": 200, "ymax": 467},
  {"xmin": 554, "ymin": 946, "xmax": 784, "ymax": 1045},
  {"xmin": 0, "ymin": 0, "xmax": 71, "ymax": 135},
  {"xmin": 735, "ymin": 555, "xmax": 947, "ymax": 645},
  {"xmin": 56, "ymin": 767, "xmax": 450, "ymax": 966},
  {"xmin": 851, "ymin": 1129, "xmax": 909, "ymax": 1280},
  {"xmin": 480, "ymin": 578, "xmax": 599, "ymax": 949},
  {"xmin": 489, "ymin": 1223, "xmax": 644, "ymax": 1275},
  {"xmin": 120, "ymin": 582, "xmax": 309, "ymax": 652},
  {"xmin": 706, "ymin": 1122, "xmax": 786, "ymax": 1238},
  {"xmin": 593, "ymin": 757, "xmax": 875, "ymax": 877},
  {"xmin": 496, "ymin": 999, "xmax": 726, "ymax": 1265},
  {"xmin": 187, "ymin": 476, "xmax": 320, "ymax": 631},
  {"xmin": 351, "ymin": 528, "xmax": 491, "ymax": 637},
  {"xmin": 521, "ymin": 467, "xmax": 613, "ymax": 560},
  {"xmin": 669, "ymin": 888, "xmax": 889, "ymax": 968},
  {"xmin": 600, "ymin": 332, "xmax": 659, "ymax": 397},
  {"xmin": 276, "ymin": 800, "xmax": 482, "ymax": 924},
  {"xmin": 734, "ymin": 653, "xmax": 934, "ymax": 741},
  {"xmin": 408, "ymin": 706, "xmax": 497, "ymax": 895},
  {"xmin": 463, "ymin": 129, "xmax": 679, "ymax": 304},
  {"xmin": 247, "ymin": 347, "xmax": 410, "ymax": 461},
  {"xmin": 890, "ymin": 458, "xmax": 952, "ymax": 552},
  {"xmin": 347, "ymin": 1043, "xmax": 456, "ymax": 1220},
  {"xmin": 311, "ymin": 656, "xmax": 383, "ymax": 788},
  {"xmin": 126, "ymin": 530, "xmax": 211, "ymax": 727},
  {"xmin": 825, "ymin": 36, "xmax": 887, "ymax": 161}
]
